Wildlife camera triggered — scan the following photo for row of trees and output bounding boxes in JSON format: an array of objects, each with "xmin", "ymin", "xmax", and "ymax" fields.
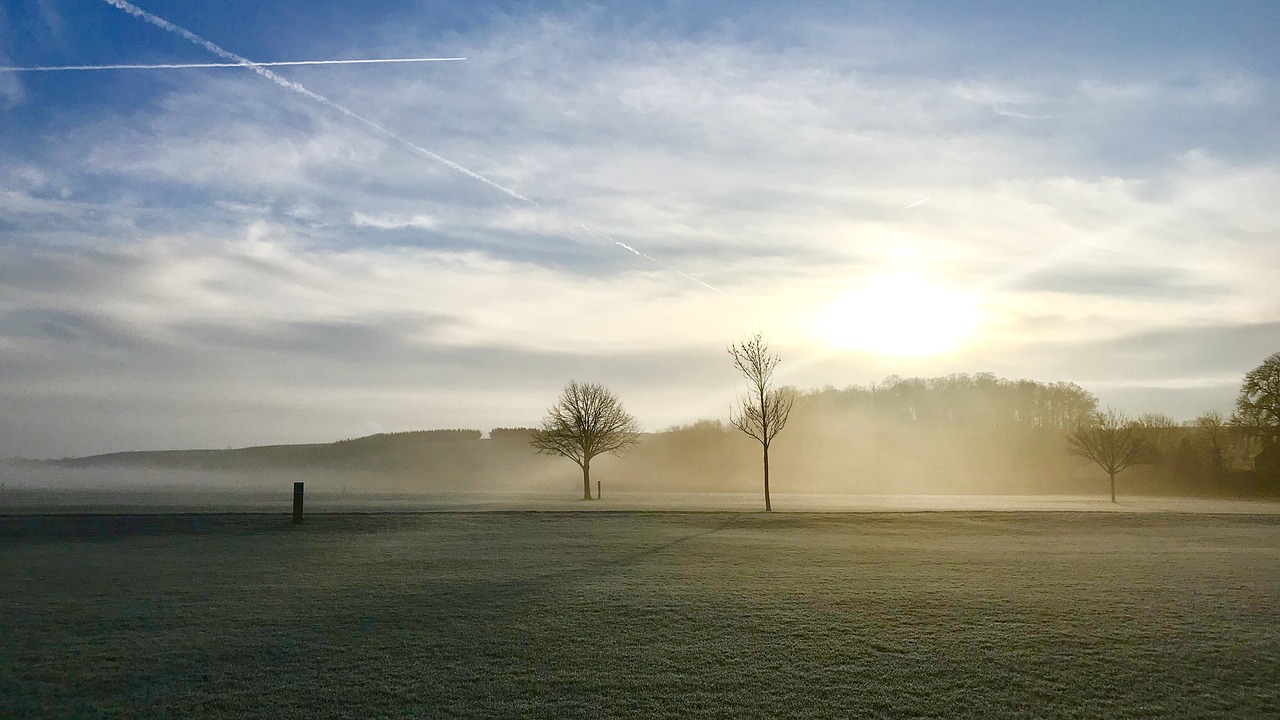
[
  {"xmin": 530, "ymin": 342, "xmax": 1280, "ymax": 508},
  {"xmin": 805, "ymin": 373, "xmax": 1097, "ymax": 429},
  {"xmin": 1066, "ymin": 351, "xmax": 1280, "ymax": 502}
]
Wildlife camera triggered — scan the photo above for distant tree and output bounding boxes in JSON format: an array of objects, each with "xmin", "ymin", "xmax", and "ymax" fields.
[
  {"xmin": 1138, "ymin": 412, "xmax": 1180, "ymax": 466},
  {"xmin": 530, "ymin": 381, "xmax": 641, "ymax": 500},
  {"xmin": 847, "ymin": 373, "xmax": 1096, "ymax": 429},
  {"xmin": 489, "ymin": 427, "xmax": 535, "ymax": 442},
  {"xmin": 728, "ymin": 333, "xmax": 795, "ymax": 511},
  {"xmin": 1232, "ymin": 352, "xmax": 1280, "ymax": 487},
  {"xmin": 1067, "ymin": 408, "xmax": 1152, "ymax": 503},
  {"xmin": 1192, "ymin": 411, "xmax": 1230, "ymax": 474},
  {"xmin": 1231, "ymin": 352, "xmax": 1280, "ymax": 445}
]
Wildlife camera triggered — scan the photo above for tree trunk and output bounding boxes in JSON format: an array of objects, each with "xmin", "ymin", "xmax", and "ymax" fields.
[
  {"xmin": 582, "ymin": 460, "xmax": 593, "ymax": 501},
  {"xmin": 763, "ymin": 443, "xmax": 771, "ymax": 512},
  {"xmin": 1109, "ymin": 471, "xmax": 1117, "ymax": 504}
]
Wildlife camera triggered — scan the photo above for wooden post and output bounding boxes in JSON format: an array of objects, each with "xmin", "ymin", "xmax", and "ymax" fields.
[
  {"xmin": 596, "ymin": 480, "xmax": 601, "ymax": 500},
  {"xmin": 293, "ymin": 482, "xmax": 304, "ymax": 524}
]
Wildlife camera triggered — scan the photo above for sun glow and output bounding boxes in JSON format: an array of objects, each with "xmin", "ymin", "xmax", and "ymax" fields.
[{"xmin": 816, "ymin": 273, "xmax": 982, "ymax": 356}]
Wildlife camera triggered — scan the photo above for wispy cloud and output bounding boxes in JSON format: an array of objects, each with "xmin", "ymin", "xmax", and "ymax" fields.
[
  {"xmin": 351, "ymin": 212, "xmax": 439, "ymax": 231},
  {"xmin": 0, "ymin": 5, "xmax": 24, "ymax": 107}
]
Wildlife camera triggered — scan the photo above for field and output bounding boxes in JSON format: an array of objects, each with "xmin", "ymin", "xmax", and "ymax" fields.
[{"xmin": 3, "ymin": 509, "xmax": 1278, "ymax": 718}]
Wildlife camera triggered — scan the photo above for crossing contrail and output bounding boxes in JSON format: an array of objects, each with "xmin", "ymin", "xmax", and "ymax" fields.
[
  {"xmin": 0, "ymin": 57, "xmax": 466, "ymax": 72},
  {"xmin": 101, "ymin": 0, "xmax": 735, "ymax": 299},
  {"xmin": 99, "ymin": 0, "xmax": 534, "ymax": 205}
]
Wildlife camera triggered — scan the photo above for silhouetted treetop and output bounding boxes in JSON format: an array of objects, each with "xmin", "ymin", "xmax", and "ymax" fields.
[
  {"xmin": 334, "ymin": 429, "xmax": 483, "ymax": 445},
  {"xmin": 798, "ymin": 373, "xmax": 1097, "ymax": 429},
  {"xmin": 488, "ymin": 427, "xmax": 536, "ymax": 442},
  {"xmin": 1233, "ymin": 351, "xmax": 1280, "ymax": 444}
]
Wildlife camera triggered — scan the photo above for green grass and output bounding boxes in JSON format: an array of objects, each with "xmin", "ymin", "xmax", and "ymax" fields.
[{"xmin": 2, "ymin": 512, "xmax": 1278, "ymax": 718}]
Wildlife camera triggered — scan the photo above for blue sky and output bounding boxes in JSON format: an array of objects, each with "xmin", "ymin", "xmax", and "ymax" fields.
[{"xmin": 1, "ymin": 0, "xmax": 1278, "ymax": 457}]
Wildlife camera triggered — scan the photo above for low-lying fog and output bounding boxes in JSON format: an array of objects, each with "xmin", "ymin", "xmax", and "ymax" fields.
[
  {"xmin": 3, "ymin": 378, "xmax": 1273, "ymax": 513},
  {"xmin": 2, "ymin": 464, "xmax": 1276, "ymax": 515}
]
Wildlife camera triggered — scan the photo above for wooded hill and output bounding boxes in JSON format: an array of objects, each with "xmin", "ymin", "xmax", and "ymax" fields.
[
  {"xmin": 39, "ymin": 373, "xmax": 1277, "ymax": 497},
  {"xmin": 54, "ymin": 429, "xmax": 493, "ymax": 471}
]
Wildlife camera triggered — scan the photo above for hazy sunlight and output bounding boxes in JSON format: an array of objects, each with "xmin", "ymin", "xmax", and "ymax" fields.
[{"xmin": 816, "ymin": 273, "xmax": 982, "ymax": 356}]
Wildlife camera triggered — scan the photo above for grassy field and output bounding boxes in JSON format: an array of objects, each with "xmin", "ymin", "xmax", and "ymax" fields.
[{"xmin": 2, "ymin": 511, "xmax": 1278, "ymax": 718}]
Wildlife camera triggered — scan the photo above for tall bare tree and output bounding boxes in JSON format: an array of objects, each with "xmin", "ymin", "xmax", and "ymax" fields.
[
  {"xmin": 1067, "ymin": 408, "xmax": 1151, "ymax": 503},
  {"xmin": 530, "ymin": 381, "xmax": 641, "ymax": 500},
  {"xmin": 728, "ymin": 333, "xmax": 795, "ymax": 511}
]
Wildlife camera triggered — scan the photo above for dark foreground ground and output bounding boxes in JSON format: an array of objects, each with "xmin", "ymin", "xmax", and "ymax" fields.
[{"xmin": 2, "ymin": 512, "xmax": 1277, "ymax": 719}]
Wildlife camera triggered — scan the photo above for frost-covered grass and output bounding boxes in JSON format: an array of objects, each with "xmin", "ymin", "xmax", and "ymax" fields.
[
  {"xmin": 2, "ymin": 512, "xmax": 1277, "ymax": 718},
  {"xmin": 6, "ymin": 486, "xmax": 1278, "ymax": 514}
]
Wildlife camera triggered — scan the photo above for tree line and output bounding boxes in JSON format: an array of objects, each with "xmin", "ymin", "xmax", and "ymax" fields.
[
  {"xmin": 45, "ymin": 346, "xmax": 1279, "ymax": 504},
  {"xmin": 531, "ymin": 342, "xmax": 1280, "ymax": 508}
]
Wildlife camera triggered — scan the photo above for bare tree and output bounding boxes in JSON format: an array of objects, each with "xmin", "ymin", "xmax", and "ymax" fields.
[
  {"xmin": 1067, "ymin": 408, "xmax": 1152, "ymax": 503},
  {"xmin": 728, "ymin": 333, "xmax": 795, "ymax": 511},
  {"xmin": 530, "ymin": 381, "xmax": 641, "ymax": 500}
]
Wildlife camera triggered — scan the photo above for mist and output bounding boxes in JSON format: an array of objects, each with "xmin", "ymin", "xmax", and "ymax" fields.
[{"xmin": 5, "ymin": 373, "xmax": 1269, "ymax": 510}]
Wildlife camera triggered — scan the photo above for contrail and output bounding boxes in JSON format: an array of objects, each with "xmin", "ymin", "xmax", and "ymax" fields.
[
  {"xmin": 676, "ymin": 270, "xmax": 737, "ymax": 299},
  {"xmin": 615, "ymin": 240, "xmax": 657, "ymax": 263},
  {"xmin": 99, "ymin": 0, "xmax": 534, "ymax": 205},
  {"xmin": 608, "ymin": 232, "xmax": 738, "ymax": 300},
  {"xmin": 903, "ymin": 197, "xmax": 930, "ymax": 209},
  {"xmin": 0, "ymin": 57, "xmax": 466, "ymax": 72},
  {"xmin": 103, "ymin": 0, "xmax": 735, "ymax": 299}
]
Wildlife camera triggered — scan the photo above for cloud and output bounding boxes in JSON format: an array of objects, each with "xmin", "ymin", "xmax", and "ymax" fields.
[
  {"xmin": 1, "ymin": 5, "xmax": 1277, "ymax": 455},
  {"xmin": 950, "ymin": 321, "xmax": 1280, "ymax": 392},
  {"xmin": 0, "ymin": 6, "xmax": 26, "ymax": 108},
  {"xmin": 174, "ymin": 316, "xmax": 456, "ymax": 362},
  {"xmin": 0, "ymin": 231, "xmax": 752, "ymax": 457},
  {"xmin": 0, "ymin": 225, "xmax": 744, "ymax": 372},
  {"xmin": 351, "ymin": 211, "xmax": 438, "ymax": 230},
  {"xmin": 1007, "ymin": 265, "xmax": 1217, "ymax": 299},
  {"xmin": 0, "ymin": 307, "xmax": 144, "ymax": 347}
]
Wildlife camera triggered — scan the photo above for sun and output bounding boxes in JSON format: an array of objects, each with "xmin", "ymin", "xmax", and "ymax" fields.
[{"xmin": 815, "ymin": 273, "xmax": 982, "ymax": 356}]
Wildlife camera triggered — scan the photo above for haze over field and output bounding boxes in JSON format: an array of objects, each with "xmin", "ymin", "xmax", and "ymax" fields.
[{"xmin": 2, "ymin": 1, "xmax": 1278, "ymax": 459}]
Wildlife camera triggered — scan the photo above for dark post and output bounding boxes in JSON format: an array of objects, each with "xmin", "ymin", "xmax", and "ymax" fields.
[
  {"xmin": 293, "ymin": 482, "xmax": 304, "ymax": 524},
  {"xmin": 596, "ymin": 480, "xmax": 601, "ymax": 500}
]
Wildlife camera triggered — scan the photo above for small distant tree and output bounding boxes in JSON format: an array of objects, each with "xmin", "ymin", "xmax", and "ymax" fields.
[
  {"xmin": 1192, "ymin": 410, "xmax": 1230, "ymax": 474},
  {"xmin": 728, "ymin": 333, "xmax": 795, "ymax": 512},
  {"xmin": 1137, "ymin": 412, "xmax": 1180, "ymax": 466},
  {"xmin": 1067, "ymin": 408, "xmax": 1152, "ymax": 503},
  {"xmin": 530, "ymin": 381, "xmax": 641, "ymax": 500}
]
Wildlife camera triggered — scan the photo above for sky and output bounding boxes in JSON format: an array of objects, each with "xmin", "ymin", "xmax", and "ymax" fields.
[{"xmin": 1, "ymin": 0, "xmax": 1278, "ymax": 458}]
